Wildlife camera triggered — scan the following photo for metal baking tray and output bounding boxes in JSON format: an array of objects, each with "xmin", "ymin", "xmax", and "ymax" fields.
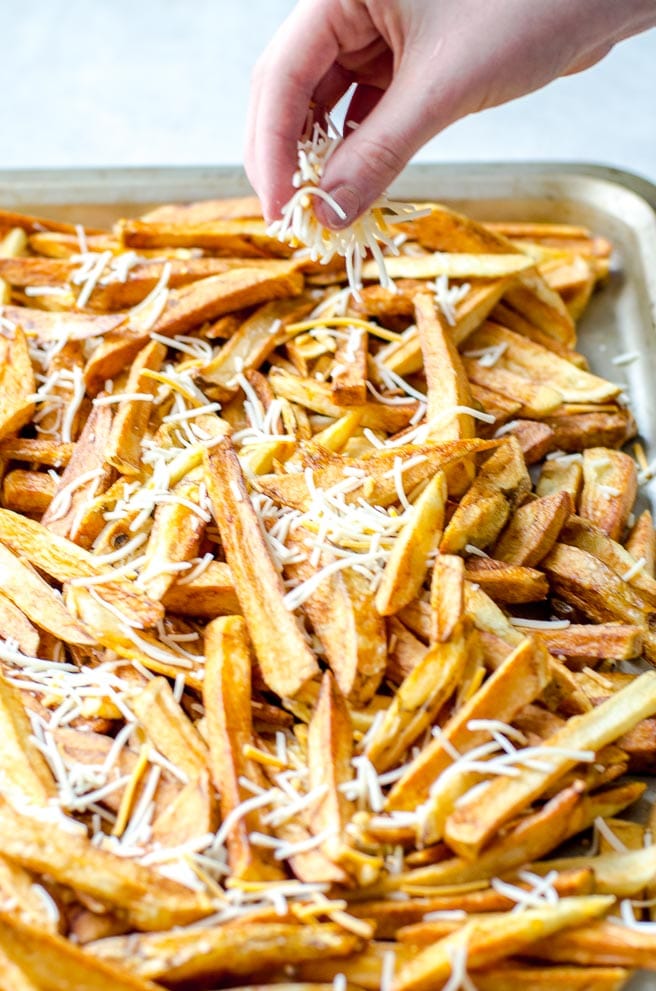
[{"xmin": 1, "ymin": 162, "xmax": 655, "ymax": 989}]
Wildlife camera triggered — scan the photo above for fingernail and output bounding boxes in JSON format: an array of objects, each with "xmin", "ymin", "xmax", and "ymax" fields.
[{"xmin": 316, "ymin": 185, "xmax": 360, "ymax": 229}]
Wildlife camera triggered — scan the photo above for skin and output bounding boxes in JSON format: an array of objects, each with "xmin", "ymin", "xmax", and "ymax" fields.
[{"xmin": 245, "ymin": 0, "xmax": 656, "ymax": 226}]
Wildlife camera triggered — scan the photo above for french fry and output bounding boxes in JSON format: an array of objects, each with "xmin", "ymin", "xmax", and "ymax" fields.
[
  {"xmin": 366, "ymin": 618, "xmax": 472, "ymax": 772},
  {"xmin": 2, "ymin": 467, "xmax": 57, "ymax": 515},
  {"xmin": 0, "ymin": 325, "xmax": 35, "ymax": 440},
  {"xmin": 204, "ymin": 440, "xmax": 319, "ymax": 698},
  {"xmin": 429, "ymin": 553, "xmax": 465, "ymax": 642},
  {"xmin": 463, "ymin": 557, "xmax": 549, "ymax": 604},
  {"xmin": 0, "ymin": 910, "xmax": 165, "ymax": 991},
  {"xmin": 375, "ymin": 470, "xmax": 447, "ymax": 615},
  {"xmin": 286, "ymin": 538, "xmax": 387, "ymax": 703},
  {"xmin": 440, "ymin": 438, "xmax": 531, "ymax": 553},
  {"xmin": 493, "ymin": 490, "xmax": 573, "ymax": 566},
  {"xmin": 392, "ymin": 896, "xmax": 614, "ymax": 991},
  {"xmin": 445, "ymin": 671, "xmax": 656, "ymax": 859},
  {"xmin": 161, "ymin": 560, "xmax": 241, "ymax": 616},
  {"xmin": 578, "ymin": 448, "xmax": 638, "ymax": 540},
  {"xmin": 523, "ymin": 918, "xmax": 656, "ymax": 967},
  {"xmin": 362, "ymin": 251, "xmax": 534, "ymax": 282},
  {"xmin": 0, "ymin": 542, "xmax": 93, "ymax": 646},
  {"xmin": 463, "ymin": 322, "xmax": 619, "ymax": 403},
  {"xmin": 0, "ymin": 798, "xmax": 211, "ymax": 930},
  {"xmin": 90, "ymin": 922, "xmax": 361, "ymax": 984},
  {"xmin": 307, "ymin": 671, "xmax": 355, "ymax": 864},
  {"xmin": 0, "ymin": 668, "xmax": 56, "ymax": 806},
  {"xmin": 131, "ymin": 677, "xmax": 209, "ymax": 781},
  {"xmin": 626, "ymin": 508, "xmax": 656, "ymax": 577},
  {"xmin": 0, "ymin": 591, "xmax": 40, "ymax": 654},
  {"xmin": 204, "ymin": 615, "xmax": 283, "ymax": 881},
  {"xmin": 386, "ymin": 636, "xmax": 550, "ymax": 811}
]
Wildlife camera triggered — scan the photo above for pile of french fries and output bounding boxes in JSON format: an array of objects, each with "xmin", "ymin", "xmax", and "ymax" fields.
[{"xmin": 1, "ymin": 192, "xmax": 656, "ymax": 991}]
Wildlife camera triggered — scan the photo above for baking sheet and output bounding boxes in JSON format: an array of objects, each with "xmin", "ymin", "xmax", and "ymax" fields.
[{"xmin": 1, "ymin": 162, "xmax": 655, "ymax": 989}]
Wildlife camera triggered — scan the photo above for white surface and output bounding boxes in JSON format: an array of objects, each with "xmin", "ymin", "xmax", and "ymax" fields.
[{"xmin": 1, "ymin": 1, "xmax": 655, "ymax": 185}]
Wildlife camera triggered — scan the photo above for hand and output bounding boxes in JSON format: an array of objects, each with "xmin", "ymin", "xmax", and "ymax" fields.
[{"xmin": 245, "ymin": 0, "xmax": 656, "ymax": 226}]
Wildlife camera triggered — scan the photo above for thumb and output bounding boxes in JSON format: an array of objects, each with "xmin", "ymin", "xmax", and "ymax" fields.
[{"xmin": 316, "ymin": 74, "xmax": 449, "ymax": 228}]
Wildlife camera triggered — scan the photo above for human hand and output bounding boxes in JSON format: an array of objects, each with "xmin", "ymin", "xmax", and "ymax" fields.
[{"xmin": 245, "ymin": 0, "xmax": 656, "ymax": 226}]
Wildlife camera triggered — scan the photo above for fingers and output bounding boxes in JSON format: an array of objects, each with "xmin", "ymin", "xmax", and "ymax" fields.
[
  {"xmin": 315, "ymin": 65, "xmax": 448, "ymax": 228},
  {"xmin": 244, "ymin": 5, "xmax": 340, "ymax": 222}
]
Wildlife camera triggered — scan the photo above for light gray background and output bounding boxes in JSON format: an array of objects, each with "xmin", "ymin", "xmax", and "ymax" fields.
[{"xmin": 1, "ymin": 1, "xmax": 655, "ymax": 183}]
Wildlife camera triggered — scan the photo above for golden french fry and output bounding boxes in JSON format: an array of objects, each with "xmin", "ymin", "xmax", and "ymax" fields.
[
  {"xmin": 0, "ymin": 910, "xmax": 164, "ymax": 991},
  {"xmin": 445, "ymin": 671, "xmax": 656, "ymax": 859},
  {"xmin": 203, "ymin": 615, "xmax": 283, "ymax": 881},
  {"xmin": 392, "ymin": 896, "xmax": 613, "ymax": 991},
  {"xmin": 375, "ymin": 470, "xmax": 447, "ymax": 616},
  {"xmin": 204, "ymin": 440, "xmax": 319, "ymax": 698}
]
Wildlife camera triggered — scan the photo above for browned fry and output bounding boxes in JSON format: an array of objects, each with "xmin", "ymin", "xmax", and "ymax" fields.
[
  {"xmin": 429, "ymin": 553, "xmax": 465, "ymax": 642},
  {"xmin": 386, "ymin": 617, "xmax": 428, "ymax": 682},
  {"xmin": 329, "ymin": 324, "xmax": 368, "ymax": 405},
  {"xmin": 375, "ymin": 471, "xmax": 447, "ymax": 616},
  {"xmin": 0, "ymin": 208, "xmax": 103, "ymax": 237},
  {"xmin": 542, "ymin": 542, "xmax": 656, "ymax": 661},
  {"xmin": 117, "ymin": 216, "xmax": 293, "ymax": 256},
  {"xmin": 161, "ymin": 560, "xmax": 241, "ymax": 616},
  {"xmin": 0, "ymin": 436, "xmax": 74, "ymax": 467},
  {"xmin": 561, "ymin": 513, "xmax": 656, "ymax": 605},
  {"xmin": 444, "ymin": 670, "xmax": 656, "ymax": 860},
  {"xmin": 529, "ymin": 842, "xmax": 656, "ymax": 898},
  {"xmin": 535, "ymin": 623, "xmax": 644, "ymax": 661},
  {"xmin": 42, "ymin": 402, "xmax": 115, "ymax": 542},
  {"xmin": 495, "ymin": 419, "xmax": 555, "ymax": 464},
  {"xmin": 307, "ymin": 671, "xmax": 355, "ymax": 865},
  {"xmin": 204, "ymin": 440, "xmax": 318, "ymax": 697},
  {"xmin": 490, "ymin": 301, "xmax": 589, "ymax": 367},
  {"xmin": 463, "ymin": 557, "xmax": 549, "ymax": 603},
  {"xmin": 386, "ymin": 636, "xmax": 550, "ymax": 811},
  {"xmin": 626, "ymin": 508, "xmax": 656, "ymax": 577},
  {"xmin": 0, "ymin": 325, "xmax": 35, "ymax": 440},
  {"xmin": 580, "ymin": 448, "xmax": 638, "ymax": 540},
  {"xmin": 461, "ymin": 358, "xmax": 563, "ymax": 418},
  {"xmin": 365, "ymin": 617, "xmax": 472, "ymax": 773},
  {"xmin": 544, "ymin": 408, "xmax": 637, "ymax": 451},
  {"xmin": 204, "ymin": 615, "xmax": 283, "ymax": 880},
  {"xmin": 0, "ymin": 910, "xmax": 165, "ymax": 991},
  {"xmin": 493, "ymin": 490, "xmax": 573, "ymax": 566},
  {"xmin": 0, "ymin": 303, "xmax": 125, "ymax": 341},
  {"xmin": 0, "ymin": 591, "xmax": 40, "ymax": 654},
  {"xmin": 90, "ymin": 922, "xmax": 361, "ymax": 984},
  {"xmin": 0, "ymin": 798, "xmax": 211, "ymax": 930},
  {"xmin": 2, "ymin": 468, "xmax": 55, "ymax": 515},
  {"xmin": 440, "ymin": 438, "xmax": 531, "ymax": 554},
  {"xmin": 503, "ymin": 269, "xmax": 576, "ymax": 346}
]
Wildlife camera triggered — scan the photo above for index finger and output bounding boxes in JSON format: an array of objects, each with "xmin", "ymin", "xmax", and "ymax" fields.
[{"xmin": 244, "ymin": 4, "xmax": 340, "ymax": 221}]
